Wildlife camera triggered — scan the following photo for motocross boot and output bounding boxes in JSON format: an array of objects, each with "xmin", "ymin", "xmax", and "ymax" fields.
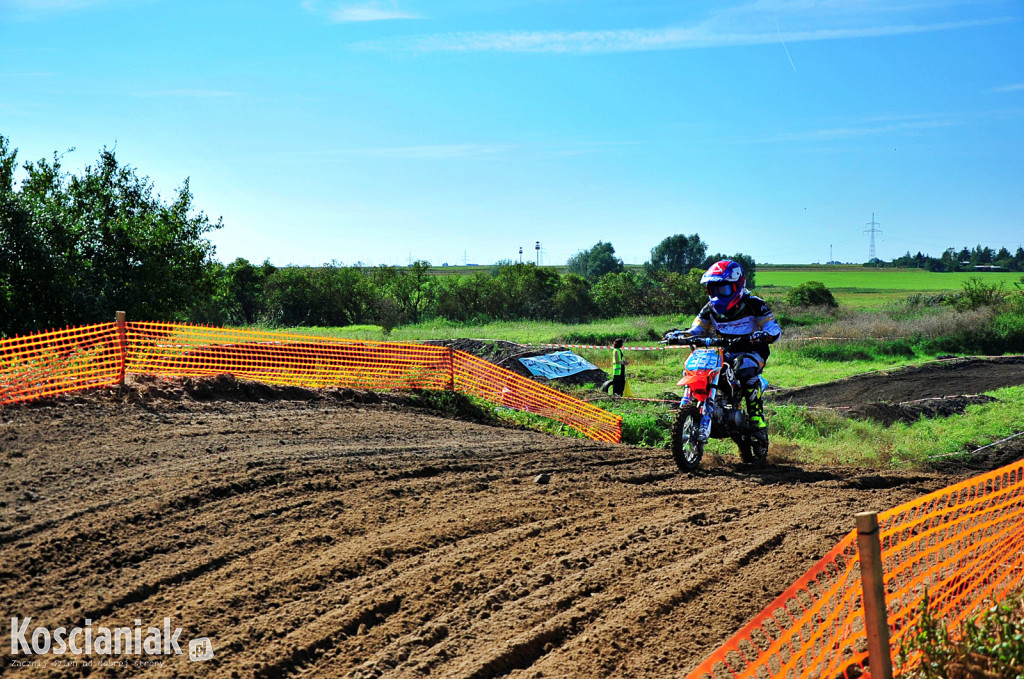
[{"xmin": 745, "ymin": 390, "xmax": 768, "ymax": 446}]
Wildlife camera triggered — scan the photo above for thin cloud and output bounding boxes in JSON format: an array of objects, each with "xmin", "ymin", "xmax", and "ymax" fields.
[
  {"xmin": 300, "ymin": 139, "xmax": 638, "ymax": 160},
  {"xmin": 0, "ymin": 71, "xmax": 56, "ymax": 78},
  {"xmin": 330, "ymin": 144, "xmax": 513, "ymax": 159},
  {"xmin": 5, "ymin": 0, "xmax": 149, "ymax": 13},
  {"xmin": 992, "ymin": 83, "xmax": 1024, "ymax": 93},
  {"xmin": 302, "ymin": 0, "xmax": 419, "ymax": 23},
  {"xmin": 135, "ymin": 90, "xmax": 239, "ymax": 98},
  {"xmin": 7, "ymin": 0, "xmax": 105, "ymax": 8},
  {"xmin": 356, "ymin": 17, "xmax": 1012, "ymax": 54},
  {"xmin": 769, "ymin": 117, "xmax": 958, "ymax": 142}
]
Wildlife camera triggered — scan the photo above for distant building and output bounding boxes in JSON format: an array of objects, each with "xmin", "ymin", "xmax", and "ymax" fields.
[{"xmin": 973, "ymin": 265, "xmax": 1003, "ymax": 271}]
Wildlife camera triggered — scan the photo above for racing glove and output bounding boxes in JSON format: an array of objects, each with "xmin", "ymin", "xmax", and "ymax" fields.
[{"xmin": 750, "ymin": 330, "xmax": 772, "ymax": 344}]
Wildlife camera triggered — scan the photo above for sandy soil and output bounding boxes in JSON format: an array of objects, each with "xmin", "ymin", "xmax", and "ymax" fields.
[{"xmin": 2, "ymin": 366, "xmax": 1022, "ymax": 678}]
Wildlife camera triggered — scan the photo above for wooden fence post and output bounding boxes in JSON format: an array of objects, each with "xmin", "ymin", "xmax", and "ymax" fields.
[
  {"xmin": 856, "ymin": 511, "xmax": 894, "ymax": 679},
  {"xmin": 115, "ymin": 310, "xmax": 127, "ymax": 388}
]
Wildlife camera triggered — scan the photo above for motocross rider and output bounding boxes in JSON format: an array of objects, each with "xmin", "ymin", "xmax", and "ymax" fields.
[{"xmin": 683, "ymin": 260, "xmax": 781, "ymax": 443}]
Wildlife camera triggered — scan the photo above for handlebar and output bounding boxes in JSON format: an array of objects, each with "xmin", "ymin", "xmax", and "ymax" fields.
[{"xmin": 659, "ymin": 333, "xmax": 741, "ymax": 350}]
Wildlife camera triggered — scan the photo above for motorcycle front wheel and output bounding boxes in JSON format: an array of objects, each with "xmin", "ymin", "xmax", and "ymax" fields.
[{"xmin": 671, "ymin": 405, "xmax": 704, "ymax": 472}]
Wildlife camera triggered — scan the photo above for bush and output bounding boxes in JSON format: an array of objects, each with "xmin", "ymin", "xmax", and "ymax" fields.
[
  {"xmin": 913, "ymin": 310, "xmax": 1024, "ymax": 356},
  {"xmin": 550, "ymin": 274, "xmax": 598, "ymax": 323},
  {"xmin": 621, "ymin": 411, "xmax": 672, "ymax": 447},
  {"xmin": 876, "ymin": 339, "xmax": 917, "ymax": 357},
  {"xmin": 489, "ymin": 263, "xmax": 561, "ymax": 320},
  {"xmin": 785, "ymin": 281, "xmax": 839, "ymax": 308},
  {"xmin": 953, "ymin": 277, "xmax": 1008, "ymax": 311},
  {"xmin": 646, "ymin": 268, "xmax": 706, "ymax": 315},
  {"xmin": 592, "ymin": 271, "xmax": 648, "ymax": 316},
  {"xmin": 992, "ymin": 311, "xmax": 1024, "ymax": 348},
  {"xmin": 899, "ymin": 589, "xmax": 1024, "ymax": 678},
  {"xmin": 263, "ymin": 265, "xmax": 370, "ymax": 326}
]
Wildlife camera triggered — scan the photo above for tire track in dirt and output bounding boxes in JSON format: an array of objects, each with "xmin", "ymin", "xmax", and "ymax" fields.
[{"xmin": 1, "ymin": 389, "xmax": 1018, "ymax": 678}]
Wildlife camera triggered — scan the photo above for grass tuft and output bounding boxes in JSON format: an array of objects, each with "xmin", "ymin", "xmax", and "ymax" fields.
[{"xmin": 899, "ymin": 588, "xmax": 1024, "ymax": 678}]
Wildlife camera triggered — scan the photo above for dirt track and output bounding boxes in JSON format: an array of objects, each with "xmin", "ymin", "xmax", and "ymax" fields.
[
  {"xmin": 772, "ymin": 355, "xmax": 1024, "ymax": 406},
  {"xmin": 3, "ymin": 373, "xmax": 1022, "ymax": 678}
]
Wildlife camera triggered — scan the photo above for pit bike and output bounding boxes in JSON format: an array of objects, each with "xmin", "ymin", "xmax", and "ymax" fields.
[{"xmin": 662, "ymin": 331, "xmax": 770, "ymax": 472}]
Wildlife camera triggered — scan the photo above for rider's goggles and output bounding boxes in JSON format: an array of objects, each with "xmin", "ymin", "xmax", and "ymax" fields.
[{"xmin": 706, "ymin": 282, "xmax": 737, "ymax": 298}]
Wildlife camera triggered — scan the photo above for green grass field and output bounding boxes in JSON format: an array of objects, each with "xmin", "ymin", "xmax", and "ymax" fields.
[
  {"xmin": 757, "ymin": 266, "xmax": 1022, "ymax": 289},
  {"xmin": 755, "ymin": 266, "xmax": 1022, "ymax": 309}
]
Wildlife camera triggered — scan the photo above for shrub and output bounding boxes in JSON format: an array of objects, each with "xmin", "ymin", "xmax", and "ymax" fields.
[
  {"xmin": 875, "ymin": 339, "xmax": 917, "ymax": 357},
  {"xmin": 953, "ymin": 277, "xmax": 1008, "ymax": 311},
  {"xmin": 550, "ymin": 274, "xmax": 598, "ymax": 323},
  {"xmin": 992, "ymin": 311, "xmax": 1024, "ymax": 348},
  {"xmin": 913, "ymin": 309, "xmax": 1024, "ymax": 356},
  {"xmin": 263, "ymin": 265, "xmax": 370, "ymax": 326},
  {"xmin": 621, "ymin": 411, "xmax": 672, "ymax": 447},
  {"xmin": 785, "ymin": 281, "xmax": 839, "ymax": 308},
  {"xmin": 899, "ymin": 589, "xmax": 1024, "ymax": 678},
  {"xmin": 592, "ymin": 271, "xmax": 648, "ymax": 316}
]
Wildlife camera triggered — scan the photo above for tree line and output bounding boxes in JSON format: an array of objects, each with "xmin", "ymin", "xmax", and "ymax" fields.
[
  {"xmin": 1, "ymin": 137, "xmax": 754, "ymax": 336},
  {"xmin": 883, "ymin": 246, "xmax": 1024, "ymax": 272}
]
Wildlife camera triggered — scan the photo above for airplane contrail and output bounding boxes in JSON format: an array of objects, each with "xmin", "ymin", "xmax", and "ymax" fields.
[{"xmin": 777, "ymin": 17, "xmax": 797, "ymax": 72}]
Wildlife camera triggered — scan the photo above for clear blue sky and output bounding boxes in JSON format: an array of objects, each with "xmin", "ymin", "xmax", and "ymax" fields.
[{"xmin": 2, "ymin": 0, "xmax": 1022, "ymax": 267}]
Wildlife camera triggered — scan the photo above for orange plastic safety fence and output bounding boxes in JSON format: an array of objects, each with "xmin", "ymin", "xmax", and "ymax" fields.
[
  {"xmin": 125, "ymin": 322, "xmax": 454, "ymax": 391},
  {"xmin": 1, "ymin": 322, "xmax": 621, "ymax": 442},
  {"xmin": 686, "ymin": 459, "xmax": 1024, "ymax": 679},
  {"xmin": 0, "ymin": 323, "xmax": 124, "ymax": 405},
  {"xmin": 452, "ymin": 350, "xmax": 621, "ymax": 443}
]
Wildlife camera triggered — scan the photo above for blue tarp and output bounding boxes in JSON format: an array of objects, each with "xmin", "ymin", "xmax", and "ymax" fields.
[{"xmin": 519, "ymin": 351, "xmax": 599, "ymax": 379}]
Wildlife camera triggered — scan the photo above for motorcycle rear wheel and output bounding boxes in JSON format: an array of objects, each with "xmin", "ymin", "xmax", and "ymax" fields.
[{"xmin": 671, "ymin": 405, "xmax": 704, "ymax": 472}]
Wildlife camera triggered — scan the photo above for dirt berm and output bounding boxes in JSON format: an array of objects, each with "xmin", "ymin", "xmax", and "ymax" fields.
[
  {"xmin": 422, "ymin": 338, "xmax": 609, "ymax": 387},
  {"xmin": 770, "ymin": 355, "xmax": 1024, "ymax": 406},
  {"xmin": 2, "ymin": 373, "xmax": 1023, "ymax": 678}
]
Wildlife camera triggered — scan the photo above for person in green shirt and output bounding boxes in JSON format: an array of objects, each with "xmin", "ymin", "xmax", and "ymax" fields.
[{"xmin": 610, "ymin": 338, "xmax": 628, "ymax": 397}]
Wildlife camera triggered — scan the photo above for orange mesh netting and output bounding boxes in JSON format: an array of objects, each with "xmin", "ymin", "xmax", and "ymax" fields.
[
  {"xmin": 0, "ymin": 323, "xmax": 124, "ymax": 405},
  {"xmin": 452, "ymin": 349, "xmax": 621, "ymax": 443},
  {"xmin": 686, "ymin": 460, "xmax": 1024, "ymax": 679},
  {"xmin": 1, "ymin": 322, "xmax": 621, "ymax": 443},
  {"xmin": 125, "ymin": 322, "xmax": 455, "ymax": 391}
]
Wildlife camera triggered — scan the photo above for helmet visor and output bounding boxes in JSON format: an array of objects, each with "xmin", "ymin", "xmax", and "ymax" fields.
[{"xmin": 706, "ymin": 282, "xmax": 736, "ymax": 298}]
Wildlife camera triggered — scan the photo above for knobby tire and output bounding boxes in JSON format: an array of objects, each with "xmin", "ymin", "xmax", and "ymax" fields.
[{"xmin": 671, "ymin": 405, "xmax": 704, "ymax": 472}]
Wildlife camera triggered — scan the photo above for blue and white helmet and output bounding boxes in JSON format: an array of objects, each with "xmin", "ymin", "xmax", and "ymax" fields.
[{"xmin": 700, "ymin": 260, "xmax": 746, "ymax": 314}]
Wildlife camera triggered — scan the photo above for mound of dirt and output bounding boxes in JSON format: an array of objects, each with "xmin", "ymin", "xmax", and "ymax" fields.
[
  {"xmin": 846, "ymin": 394, "xmax": 997, "ymax": 426},
  {"xmin": 27, "ymin": 373, "xmax": 386, "ymax": 406},
  {"xmin": 424, "ymin": 338, "xmax": 609, "ymax": 387},
  {"xmin": 771, "ymin": 356, "xmax": 1024, "ymax": 407}
]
